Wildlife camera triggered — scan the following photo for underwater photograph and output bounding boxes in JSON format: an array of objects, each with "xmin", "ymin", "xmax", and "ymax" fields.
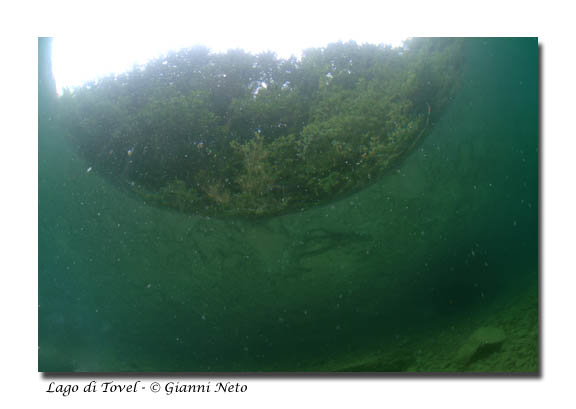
[{"xmin": 38, "ymin": 37, "xmax": 538, "ymax": 373}]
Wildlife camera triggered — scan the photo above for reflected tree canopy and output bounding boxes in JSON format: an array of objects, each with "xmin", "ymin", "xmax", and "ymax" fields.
[{"xmin": 57, "ymin": 38, "xmax": 463, "ymax": 218}]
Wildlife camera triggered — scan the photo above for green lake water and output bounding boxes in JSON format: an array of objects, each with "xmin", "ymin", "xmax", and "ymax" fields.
[{"xmin": 38, "ymin": 38, "xmax": 538, "ymax": 372}]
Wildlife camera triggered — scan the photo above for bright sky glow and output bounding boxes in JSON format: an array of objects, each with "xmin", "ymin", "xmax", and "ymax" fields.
[{"xmin": 52, "ymin": 33, "xmax": 408, "ymax": 94}]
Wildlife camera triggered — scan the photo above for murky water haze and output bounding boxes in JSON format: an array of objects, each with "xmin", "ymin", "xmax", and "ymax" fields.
[{"xmin": 39, "ymin": 38, "xmax": 538, "ymax": 372}]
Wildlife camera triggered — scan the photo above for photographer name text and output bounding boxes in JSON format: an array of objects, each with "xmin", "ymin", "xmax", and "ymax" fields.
[{"xmin": 46, "ymin": 380, "xmax": 247, "ymax": 396}]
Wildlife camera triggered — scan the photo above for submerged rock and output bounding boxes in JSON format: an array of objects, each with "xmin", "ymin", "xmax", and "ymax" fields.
[{"xmin": 455, "ymin": 326, "xmax": 506, "ymax": 369}]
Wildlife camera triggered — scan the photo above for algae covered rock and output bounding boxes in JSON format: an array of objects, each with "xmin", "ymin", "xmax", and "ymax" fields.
[
  {"xmin": 455, "ymin": 326, "xmax": 506, "ymax": 368},
  {"xmin": 57, "ymin": 38, "xmax": 463, "ymax": 218}
]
